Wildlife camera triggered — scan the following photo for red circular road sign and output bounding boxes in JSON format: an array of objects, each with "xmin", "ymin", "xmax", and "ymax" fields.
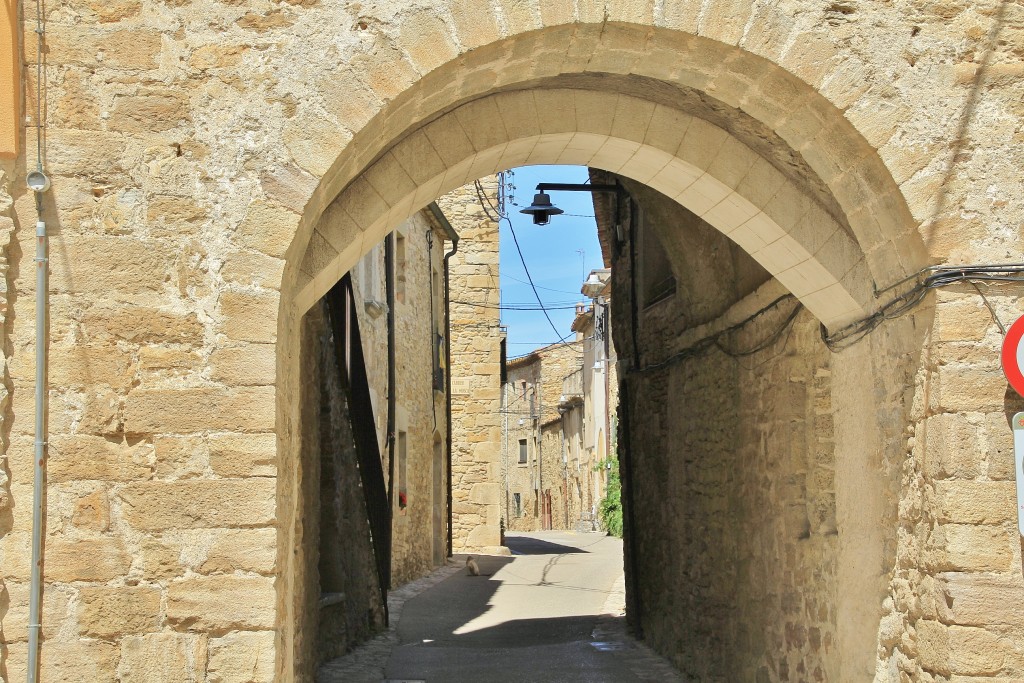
[{"xmin": 1003, "ymin": 315, "xmax": 1024, "ymax": 397}]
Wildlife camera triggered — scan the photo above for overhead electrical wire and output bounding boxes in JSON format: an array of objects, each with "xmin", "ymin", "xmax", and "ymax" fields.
[
  {"xmin": 823, "ymin": 263, "xmax": 1024, "ymax": 350},
  {"xmin": 502, "ymin": 217, "xmax": 578, "ymax": 347},
  {"xmin": 503, "ymin": 274, "xmax": 582, "ymax": 296},
  {"xmin": 456, "ymin": 299, "xmax": 585, "ymax": 309},
  {"xmin": 626, "ymin": 262, "xmax": 1024, "ymax": 375},
  {"xmin": 474, "ymin": 174, "xmax": 584, "ymax": 354}
]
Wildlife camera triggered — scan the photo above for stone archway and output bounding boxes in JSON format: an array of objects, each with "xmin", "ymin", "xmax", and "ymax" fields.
[
  {"xmin": 274, "ymin": 21, "xmax": 929, "ymax": 682},
  {"xmin": 13, "ymin": 0, "xmax": 1023, "ymax": 680}
]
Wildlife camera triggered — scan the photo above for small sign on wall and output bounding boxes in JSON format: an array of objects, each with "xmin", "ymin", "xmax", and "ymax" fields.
[{"xmin": 452, "ymin": 378, "xmax": 472, "ymax": 395}]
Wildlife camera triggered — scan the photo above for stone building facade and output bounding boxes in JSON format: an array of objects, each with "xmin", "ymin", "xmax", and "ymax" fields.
[
  {"xmin": 568, "ymin": 271, "xmax": 619, "ymax": 529},
  {"xmin": 502, "ymin": 340, "xmax": 584, "ymax": 531},
  {"xmin": 439, "ymin": 176, "xmax": 505, "ymax": 553},
  {"xmin": 0, "ymin": 0, "xmax": 1021, "ymax": 680},
  {"xmin": 349, "ymin": 207, "xmax": 450, "ymax": 587}
]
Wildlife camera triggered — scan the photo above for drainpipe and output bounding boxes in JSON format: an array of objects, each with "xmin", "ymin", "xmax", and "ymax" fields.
[
  {"xmin": 427, "ymin": 203, "xmax": 458, "ymax": 558},
  {"xmin": 27, "ymin": 172, "xmax": 50, "ymax": 683},
  {"xmin": 385, "ymin": 233, "xmax": 396, "ymax": 538},
  {"xmin": 537, "ymin": 389, "xmax": 543, "ymax": 529},
  {"xmin": 561, "ymin": 415, "xmax": 569, "ymax": 529}
]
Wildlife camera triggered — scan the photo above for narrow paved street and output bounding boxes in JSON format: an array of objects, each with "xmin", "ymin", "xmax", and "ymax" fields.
[{"xmin": 318, "ymin": 531, "xmax": 682, "ymax": 682}]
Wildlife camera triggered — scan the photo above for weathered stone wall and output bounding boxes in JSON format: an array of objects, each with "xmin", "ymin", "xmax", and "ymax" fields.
[
  {"xmin": 607, "ymin": 171, "xmax": 1024, "ymax": 682},
  {"xmin": 0, "ymin": 0, "xmax": 1020, "ymax": 680},
  {"xmin": 443, "ymin": 177, "xmax": 505, "ymax": 552},
  {"xmin": 560, "ymin": 401, "xmax": 593, "ymax": 529},
  {"xmin": 540, "ymin": 418, "xmax": 573, "ymax": 530},
  {"xmin": 502, "ymin": 341, "xmax": 585, "ymax": 531},
  {"xmin": 894, "ymin": 292, "xmax": 1024, "ymax": 681},
  {"xmin": 348, "ymin": 208, "xmax": 450, "ymax": 587},
  {"xmin": 307, "ymin": 304, "xmax": 385, "ymax": 667},
  {"xmin": 610, "ymin": 182, "xmax": 845, "ymax": 680},
  {"xmin": 504, "ymin": 356, "xmax": 541, "ymax": 531}
]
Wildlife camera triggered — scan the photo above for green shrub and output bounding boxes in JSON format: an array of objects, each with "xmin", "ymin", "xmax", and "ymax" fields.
[{"xmin": 598, "ymin": 466, "xmax": 623, "ymax": 538}]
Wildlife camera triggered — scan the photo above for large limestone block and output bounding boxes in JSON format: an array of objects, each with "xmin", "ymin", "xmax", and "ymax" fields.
[
  {"xmin": 220, "ymin": 290, "xmax": 281, "ymax": 343},
  {"xmin": 208, "ymin": 433, "xmax": 277, "ymax": 477},
  {"xmin": 936, "ymin": 367, "xmax": 1008, "ymax": 413},
  {"xmin": 934, "ymin": 481, "xmax": 1015, "ymax": 525},
  {"xmin": 199, "ymin": 528, "xmax": 277, "ymax": 574},
  {"xmin": 39, "ymin": 129, "xmax": 129, "ymax": 180},
  {"xmin": 947, "ymin": 625, "xmax": 1010, "ymax": 676},
  {"xmin": 52, "ymin": 237, "xmax": 177, "ymax": 304},
  {"xmin": 108, "ymin": 89, "xmax": 189, "ymax": 134},
  {"xmin": 166, "ymin": 575, "xmax": 275, "ymax": 631},
  {"xmin": 139, "ymin": 535, "xmax": 185, "ymax": 581},
  {"xmin": 0, "ymin": 532, "xmax": 32, "ymax": 580},
  {"xmin": 14, "ymin": 343, "xmax": 134, "ymax": 391},
  {"xmin": 210, "ymin": 345, "xmax": 276, "ymax": 386},
  {"xmin": 78, "ymin": 586, "xmax": 162, "ymax": 638},
  {"xmin": 153, "ymin": 436, "xmax": 206, "ymax": 479},
  {"xmin": 207, "ymin": 631, "xmax": 275, "ymax": 683},
  {"xmin": 940, "ymin": 525, "xmax": 1014, "ymax": 572},
  {"xmin": 25, "ymin": 26, "xmax": 161, "ymax": 69},
  {"xmin": 5, "ymin": 641, "xmax": 119, "ymax": 683},
  {"xmin": 117, "ymin": 633, "xmax": 208, "ymax": 683},
  {"xmin": 123, "ymin": 387, "xmax": 275, "ymax": 433},
  {"xmin": 48, "ymin": 435, "xmax": 153, "ymax": 483},
  {"xmin": 465, "ymin": 524, "xmax": 500, "ymax": 549},
  {"xmin": 942, "ymin": 572, "xmax": 1024, "ymax": 627},
  {"xmin": 80, "ymin": 303, "xmax": 204, "ymax": 345},
  {"xmin": 221, "ymin": 250, "xmax": 286, "ymax": 290},
  {"xmin": 146, "ymin": 195, "xmax": 206, "ymax": 238},
  {"xmin": 920, "ymin": 413, "xmax": 982, "ymax": 480},
  {"xmin": 119, "ymin": 480, "xmax": 276, "ymax": 531},
  {"xmin": 46, "ymin": 537, "xmax": 131, "ymax": 582},
  {"xmin": 72, "ymin": 489, "xmax": 111, "ymax": 531},
  {"xmin": 2, "ymin": 582, "xmax": 72, "ymax": 642}
]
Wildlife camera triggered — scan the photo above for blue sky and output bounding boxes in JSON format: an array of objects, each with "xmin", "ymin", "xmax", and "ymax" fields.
[{"xmin": 497, "ymin": 165, "xmax": 605, "ymax": 357}]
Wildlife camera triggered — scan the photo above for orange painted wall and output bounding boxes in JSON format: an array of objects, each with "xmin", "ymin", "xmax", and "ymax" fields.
[{"xmin": 0, "ymin": 0, "xmax": 19, "ymax": 158}]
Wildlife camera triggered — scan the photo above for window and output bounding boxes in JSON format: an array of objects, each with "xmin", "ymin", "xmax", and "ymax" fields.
[
  {"xmin": 513, "ymin": 493, "xmax": 522, "ymax": 518},
  {"xmin": 518, "ymin": 439, "xmax": 528, "ymax": 464},
  {"xmin": 639, "ymin": 213, "xmax": 676, "ymax": 307},
  {"xmin": 358, "ymin": 242, "xmax": 386, "ymax": 316}
]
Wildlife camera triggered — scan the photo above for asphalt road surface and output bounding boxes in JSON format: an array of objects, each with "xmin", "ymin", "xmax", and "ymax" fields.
[{"xmin": 382, "ymin": 530, "xmax": 681, "ymax": 683}]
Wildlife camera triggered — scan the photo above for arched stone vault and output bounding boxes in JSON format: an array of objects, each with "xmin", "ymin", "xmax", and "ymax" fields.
[
  {"xmin": 294, "ymin": 88, "xmax": 875, "ymax": 329},
  {"xmin": 279, "ymin": 23, "xmax": 928, "ymax": 321}
]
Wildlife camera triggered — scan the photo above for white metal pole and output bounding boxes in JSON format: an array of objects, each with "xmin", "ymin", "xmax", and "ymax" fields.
[{"xmin": 27, "ymin": 218, "xmax": 48, "ymax": 683}]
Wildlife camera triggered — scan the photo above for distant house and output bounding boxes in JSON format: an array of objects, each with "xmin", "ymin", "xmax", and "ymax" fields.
[{"xmin": 501, "ymin": 269, "xmax": 617, "ymax": 533}]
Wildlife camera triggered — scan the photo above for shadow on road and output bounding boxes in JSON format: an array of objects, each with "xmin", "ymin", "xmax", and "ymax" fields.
[
  {"xmin": 504, "ymin": 535, "xmax": 590, "ymax": 555},
  {"xmin": 408, "ymin": 613, "xmax": 615, "ymax": 648}
]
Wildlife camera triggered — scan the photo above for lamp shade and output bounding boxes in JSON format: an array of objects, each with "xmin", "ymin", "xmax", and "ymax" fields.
[
  {"xmin": 581, "ymin": 271, "xmax": 604, "ymax": 298},
  {"xmin": 519, "ymin": 192, "xmax": 564, "ymax": 225}
]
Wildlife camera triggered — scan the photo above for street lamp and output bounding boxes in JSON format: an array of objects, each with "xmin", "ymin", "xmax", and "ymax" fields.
[
  {"xmin": 581, "ymin": 271, "xmax": 604, "ymax": 298},
  {"xmin": 518, "ymin": 192, "xmax": 563, "ymax": 225},
  {"xmin": 519, "ymin": 182, "xmax": 622, "ymax": 226}
]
